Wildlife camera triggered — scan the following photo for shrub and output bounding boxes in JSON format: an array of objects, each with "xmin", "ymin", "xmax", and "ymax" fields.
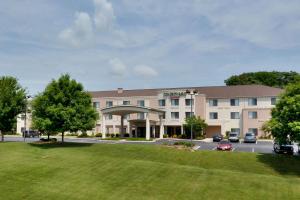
[
  {"xmin": 177, "ymin": 134, "xmax": 182, "ymax": 139},
  {"xmin": 196, "ymin": 135, "xmax": 205, "ymax": 140},
  {"xmin": 78, "ymin": 133, "xmax": 89, "ymax": 138},
  {"xmin": 115, "ymin": 133, "xmax": 120, "ymax": 138},
  {"xmin": 163, "ymin": 134, "xmax": 168, "ymax": 138},
  {"xmin": 174, "ymin": 141, "xmax": 195, "ymax": 147},
  {"xmin": 124, "ymin": 133, "xmax": 130, "ymax": 138},
  {"xmin": 173, "ymin": 134, "xmax": 177, "ymax": 138},
  {"xmin": 66, "ymin": 133, "xmax": 79, "ymax": 136},
  {"xmin": 181, "ymin": 134, "xmax": 187, "ymax": 139},
  {"xmin": 95, "ymin": 133, "xmax": 102, "ymax": 137}
]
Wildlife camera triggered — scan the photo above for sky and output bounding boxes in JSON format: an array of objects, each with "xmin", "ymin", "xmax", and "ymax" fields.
[{"xmin": 0, "ymin": 0, "xmax": 300, "ymax": 95}]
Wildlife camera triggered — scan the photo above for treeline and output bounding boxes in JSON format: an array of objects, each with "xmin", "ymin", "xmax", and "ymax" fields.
[{"xmin": 225, "ymin": 71, "xmax": 300, "ymax": 88}]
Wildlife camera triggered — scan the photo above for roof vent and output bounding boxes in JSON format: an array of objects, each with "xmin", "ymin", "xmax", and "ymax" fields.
[{"xmin": 117, "ymin": 88, "xmax": 123, "ymax": 94}]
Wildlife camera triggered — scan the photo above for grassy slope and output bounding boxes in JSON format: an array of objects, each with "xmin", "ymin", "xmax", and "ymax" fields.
[{"xmin": 0, "ymin": 142, "xmax": 300, "ymax": 200}]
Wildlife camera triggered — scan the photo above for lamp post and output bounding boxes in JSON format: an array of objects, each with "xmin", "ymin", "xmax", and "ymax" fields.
[
  {"xmin": 24, "ymin": 95, "xmax": 31, "ymax": 142},
  {"xmin": 186, "ymin": 90, "xmax": 198, "ymax": 142}
]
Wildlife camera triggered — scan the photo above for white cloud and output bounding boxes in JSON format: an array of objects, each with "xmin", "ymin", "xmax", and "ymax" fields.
[
  {"xmin": 94, "ymin": 0, "xmax": 115, "ymax": 31},
  {"xmin": 134, "ymin": 65, "xmax": 158, "ymax": 78},
  {"xmin": 109, "ymin": 58, "xmax": 127, "ymax": 77},
  {"xmin": 59, "ymin": 12, "xmax": 94, "ymax": 47}
]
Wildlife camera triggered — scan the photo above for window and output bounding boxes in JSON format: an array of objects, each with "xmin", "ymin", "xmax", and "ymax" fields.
[
  {"xmin": 185, "ymin": 99, "xmax": 194, "ymax": 106},
  {"xmin": 209, "ymin": 99, "xmax": 218, "ymax": 106},
  {"xmin": 171, "ymin": 112, "xmax": 179, "ymax": 119},
  {"xmin": 137, "ymin": 100, "xmax": 145, "ymax": 107},
  {"xmin": 230, "ymin": 99, "xmax": 239, "ymax": 106},
  {"xmin": 123, "ymin": 100, "xmax": 130, "ymax": 105},
  {"xmin": 185, "ymin": 112, "xmax": 194, "ymax": 118},
  {"xmin": 106, "ymin": 101, "xmax": 113, "ymax": 108},
  {"xmin": 248, "ymin": 128, "xmax": 258, "ymax": 136},
  {"xmin": 137, "ymin": 113, "xmax": 145, "ymax": 120},
  {"xmin": 171, "ymin": 99, "xmax": 179, "ymax": 106},
  {"xmin": 105, "ymin": 114, "xmax": 113, "ymax": 120},
  {"xmin": 248, "ymin": 111, "xmax": 258, "ymax": 119},
  {"xmin": 231, "ymin": 128, "xmax": 240, "ymax": 134},
  {"xmin": 209, "ymin": 112, "xmax": 218, "ymax": 119},
  {"xmin": 271, "ymin": 97, "xmax": 277, "ymax": 105},
  {"xmin": 93, "ymin": 102, "xmax": 100, "ymax": 109},
  {"xmin": 124, "ymin": 114, "xmax": 130, "ymax": 120},
  {"xmin": 158, "ymin": 99, "xmax": 166, "ymax": 107},
  {"xmin": 248, "ymin": 98, "xmax": 257, "ymax": 106},
  {"xmin": 230, "ymin": 112, "xmax": 240, "ymax": 119}
]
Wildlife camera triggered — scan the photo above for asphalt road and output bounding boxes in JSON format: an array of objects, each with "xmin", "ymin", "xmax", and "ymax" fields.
[{"xmin": 2, "ymin": 136, "xmax": 299, "ymax": 155}]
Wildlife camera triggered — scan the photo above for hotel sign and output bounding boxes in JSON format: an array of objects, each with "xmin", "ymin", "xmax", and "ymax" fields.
[{"xmin": 163, "ymin": 91, "xmax": 186, "ymax": 97}]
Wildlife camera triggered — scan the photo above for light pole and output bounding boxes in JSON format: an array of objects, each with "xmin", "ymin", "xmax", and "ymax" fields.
[
  {"xmin": 24, "ymin": 95, "xmax": 31, "ymax": 142},
  {"xmin": 186, "ymin": 90, "xmax": 198, "ymax": 142}
]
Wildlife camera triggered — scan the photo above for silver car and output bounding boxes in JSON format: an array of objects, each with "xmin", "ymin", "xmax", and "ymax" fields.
[
  {"xmin": 244, "ymin": 132, "xmax": 257, "ymax": 143},
  {"xmin": 228, "ymin": 132, "xmax": 240, "ymax": 142}
]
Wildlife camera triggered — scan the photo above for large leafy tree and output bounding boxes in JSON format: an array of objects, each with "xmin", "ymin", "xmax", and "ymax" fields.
[
  {"xmin": 183, "ymin": 116, "xmax": 208, "ymax": 138},
  {"xmin": 225, "ymin": 71, "xmax": 300, "ymax": 88},
  {"xmin": 0, "ymin": 76, "xmax": 26, "ymax": 141},
  {"xmin": 267, "ymin": 82, "xmax": 300, "ymax": 143},
  {"xmin": 32, "ymin": 74, "xmax": 98, "ymax": 143}
]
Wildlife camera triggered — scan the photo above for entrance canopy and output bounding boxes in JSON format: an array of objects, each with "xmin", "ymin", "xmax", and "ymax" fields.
[
  {"xmin": 100, "ymin": 105, "xmax": 165, "ymax": 140},
  {"xmin": 101, "ymin": 105, "xmax": 165, "ymax": 116}
]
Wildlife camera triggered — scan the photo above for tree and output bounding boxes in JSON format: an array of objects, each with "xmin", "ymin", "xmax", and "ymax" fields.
[
  {"xmin": 31, "ymin": 74, "xmax": 98, "ymax": 143},
  {"xmin": 0, "ymin": 76, "xmax": 26, "ymax": 141},
  {"xmin": 267, "ymin": 82, "xmax": 300, "ymax": 143},
  {"xmin": 183, "ymin": 116, "xmax": 208, "ymax": 139},
  {"xmin": 224, "ymin": 71, "xmax": 300, "ymax": 88}
]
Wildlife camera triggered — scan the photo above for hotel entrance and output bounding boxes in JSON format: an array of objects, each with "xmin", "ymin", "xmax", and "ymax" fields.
[{"xmin": 166, "ymin": 126, "xmax": 182, "ymax": 137}]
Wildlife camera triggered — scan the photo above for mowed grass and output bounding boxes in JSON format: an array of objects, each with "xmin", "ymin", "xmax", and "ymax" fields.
[{"xmin": 0, "ymin": 142, "xmax": 300, "ymax": 200}]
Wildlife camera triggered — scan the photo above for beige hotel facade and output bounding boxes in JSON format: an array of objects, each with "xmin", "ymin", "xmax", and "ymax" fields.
[{"xmin": 89, "ymin": 85, "xmax": 282, "ymax": 139}]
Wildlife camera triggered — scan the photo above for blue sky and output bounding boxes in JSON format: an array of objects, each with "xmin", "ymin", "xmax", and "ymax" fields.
[{"xmin": 0, "ymin": 0, "xmax": 300, "ymax": 95}]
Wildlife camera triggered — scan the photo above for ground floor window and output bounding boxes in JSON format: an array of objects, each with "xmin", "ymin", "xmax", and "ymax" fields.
[
  {"xmin": 231, "ymin": 128, "xmax": 240, "ymax": 134},
  {"xmin": 248, "ymin": 128, "xmax": 258, "ymax": 136}
]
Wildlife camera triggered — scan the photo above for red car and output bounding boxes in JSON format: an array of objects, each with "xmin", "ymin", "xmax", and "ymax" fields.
[{"xmin": 217, "ymin": 140, "xmax": 233, "ymax": 151}]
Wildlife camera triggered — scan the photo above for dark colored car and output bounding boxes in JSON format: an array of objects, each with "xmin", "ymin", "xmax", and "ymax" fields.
[
  {"xmin": 217, "ymin": 140, "xmax": 233, "ymax": 151},
  {"xmin": 273, "ymin": 141, "xmax": 294, "ymax": 155},
  {"xmin": 23, "ymin": 130, "xmax": 40, "ymax": 138},
  {"xmin": 244, "ymin": 132, "xmax": 257, "ymax": 143},
  {"xmin": 212, "ymin": 134, "xmax": 223, "ymax": 142}
]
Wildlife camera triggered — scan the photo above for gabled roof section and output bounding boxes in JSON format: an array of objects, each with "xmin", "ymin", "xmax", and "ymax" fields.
[{"xmin": 89, "ymin": 85, "xmax": 283, "ymax": 99}]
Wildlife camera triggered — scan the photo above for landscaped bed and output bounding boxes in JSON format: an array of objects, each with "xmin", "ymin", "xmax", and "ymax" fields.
[{"xmin": 0, "ymin": 142, "xmax": 299, "ymax": 200}]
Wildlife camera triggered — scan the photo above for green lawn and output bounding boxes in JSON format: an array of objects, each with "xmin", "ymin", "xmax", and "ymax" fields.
[{"xmin": 0, "ymin": 142, "xmax": 300, "ymax": 200}]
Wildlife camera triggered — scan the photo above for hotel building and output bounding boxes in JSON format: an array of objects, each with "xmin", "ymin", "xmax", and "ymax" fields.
[{"xmin": 89, "ymin": 85, "xmax": 282, "ymax": 139}]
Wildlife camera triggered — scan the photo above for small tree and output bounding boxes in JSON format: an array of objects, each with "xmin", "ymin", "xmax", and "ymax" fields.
[
  {"xmin": 268, "ymin": 82, "xmax": 300, "ymax": 143},
  {"xmin": 0, "ymin": 76, "xmax": 26, "ymax": 141},
  {"xmin": 31, "ymin": 74, "xmax": 98, "ymax": 143},
  {"xmin": 183, "ymin": 116, "xmax": 208, "ymax": 139}
]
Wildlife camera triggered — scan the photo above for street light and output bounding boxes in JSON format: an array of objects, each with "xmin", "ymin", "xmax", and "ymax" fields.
[
  {"xmin": 24, "ymin": 95, "xmax": 32, "ymax": 142},
  {"xmin": 186, "ymin": 89, "xmax": 198, "ymax": 142}
]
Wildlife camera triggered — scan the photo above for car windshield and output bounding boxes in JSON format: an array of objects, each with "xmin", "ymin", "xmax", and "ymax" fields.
[
  {"xmin": 220, "ymin": 141, "xmax": 229, "ymax": 144},
  {"xmin": 213, "ymin": 134, "xmax": 221, "ymax": 137},
  {"xmin": 245, "ymin": 133, "xmax": 254, "ymax": 137},
  {"xmin": 229, "ymin": 133, "xmax": 237, "ymax": 137}
]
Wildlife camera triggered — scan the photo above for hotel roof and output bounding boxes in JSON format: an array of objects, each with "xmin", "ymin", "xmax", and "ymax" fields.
[{"xmin": 89, "ymin": 85, "xmax": 283, "ymax": 99}]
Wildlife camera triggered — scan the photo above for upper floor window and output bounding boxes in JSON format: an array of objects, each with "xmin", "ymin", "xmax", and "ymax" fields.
[
  {"xmin": 171, "ymin": 112, "xmax": 180, "ymax": 119},
  {"xmin": 106, "ymin": 101, "xmax": 113, "ymax": 108},
  {"xmin": 209, "ymin": 112, "xmax": 218, "ymax": 119},
  {"xmin": 171, "ymin": 99, "xmax": 179, "ymax": 106},
  {"xmin": 248, "ymin": 111, "xmax": 258, "ymax": 119},
  {"xmin": 271, "ymin": 97, "xmax": 277, "ymax": 105},
  {"xmin": 230, "ymin": 99, "xmax": 239, "ymax": 106},
  {"xmin": 123, "ymin": 100, "xmax": 130, "ymax": 105},
  {"xmin": 137, "ymin": 100, "xmax": 145, "ymax": 107},
  {"xmin": 230, "ymin": 112, "xmax": 240, "ymax": 119},
  {"xmin": 93, "ymin": 102, "xmax": 100, "ymax": 109},
  {"xmin": 248, "ymin": 98, "xmax": 257, "ymax": 106},
  {"xmin": 158, "ymin": 99, "xmax": 166, "ymax": 107},
  {"xmin": 185, "ymin": 112, "xmax": 194, "ymax": 118},
  {"xmin": 209, "ymin": 99, "xmax": 218, "ymax": 107},
  {"xmin": 185, "ymin": 99, "xmax": 194, "ymax": 106}
]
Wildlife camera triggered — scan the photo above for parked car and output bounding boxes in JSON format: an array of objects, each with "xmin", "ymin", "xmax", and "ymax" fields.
[
  {"xmin": 217, "ymin": 140, "xmax": 233, "ymax": 151},
  {"xmin": 23, "ymin": 130, "xmax": 40, "ymax": 138},
  {"xmin": 212, "ymin": 134, "xmax": 223, "ymax": 142},
  {"xmin": 273, "ymin": 141, "xmax": 294, "ymax": 155},
  {"xmin": 228, "ymin": 132, "xmax": 240, "ymax": 142},
  {"xmin": 244, "ymin": 132, "xmax": 257, "ymax": 143}
]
